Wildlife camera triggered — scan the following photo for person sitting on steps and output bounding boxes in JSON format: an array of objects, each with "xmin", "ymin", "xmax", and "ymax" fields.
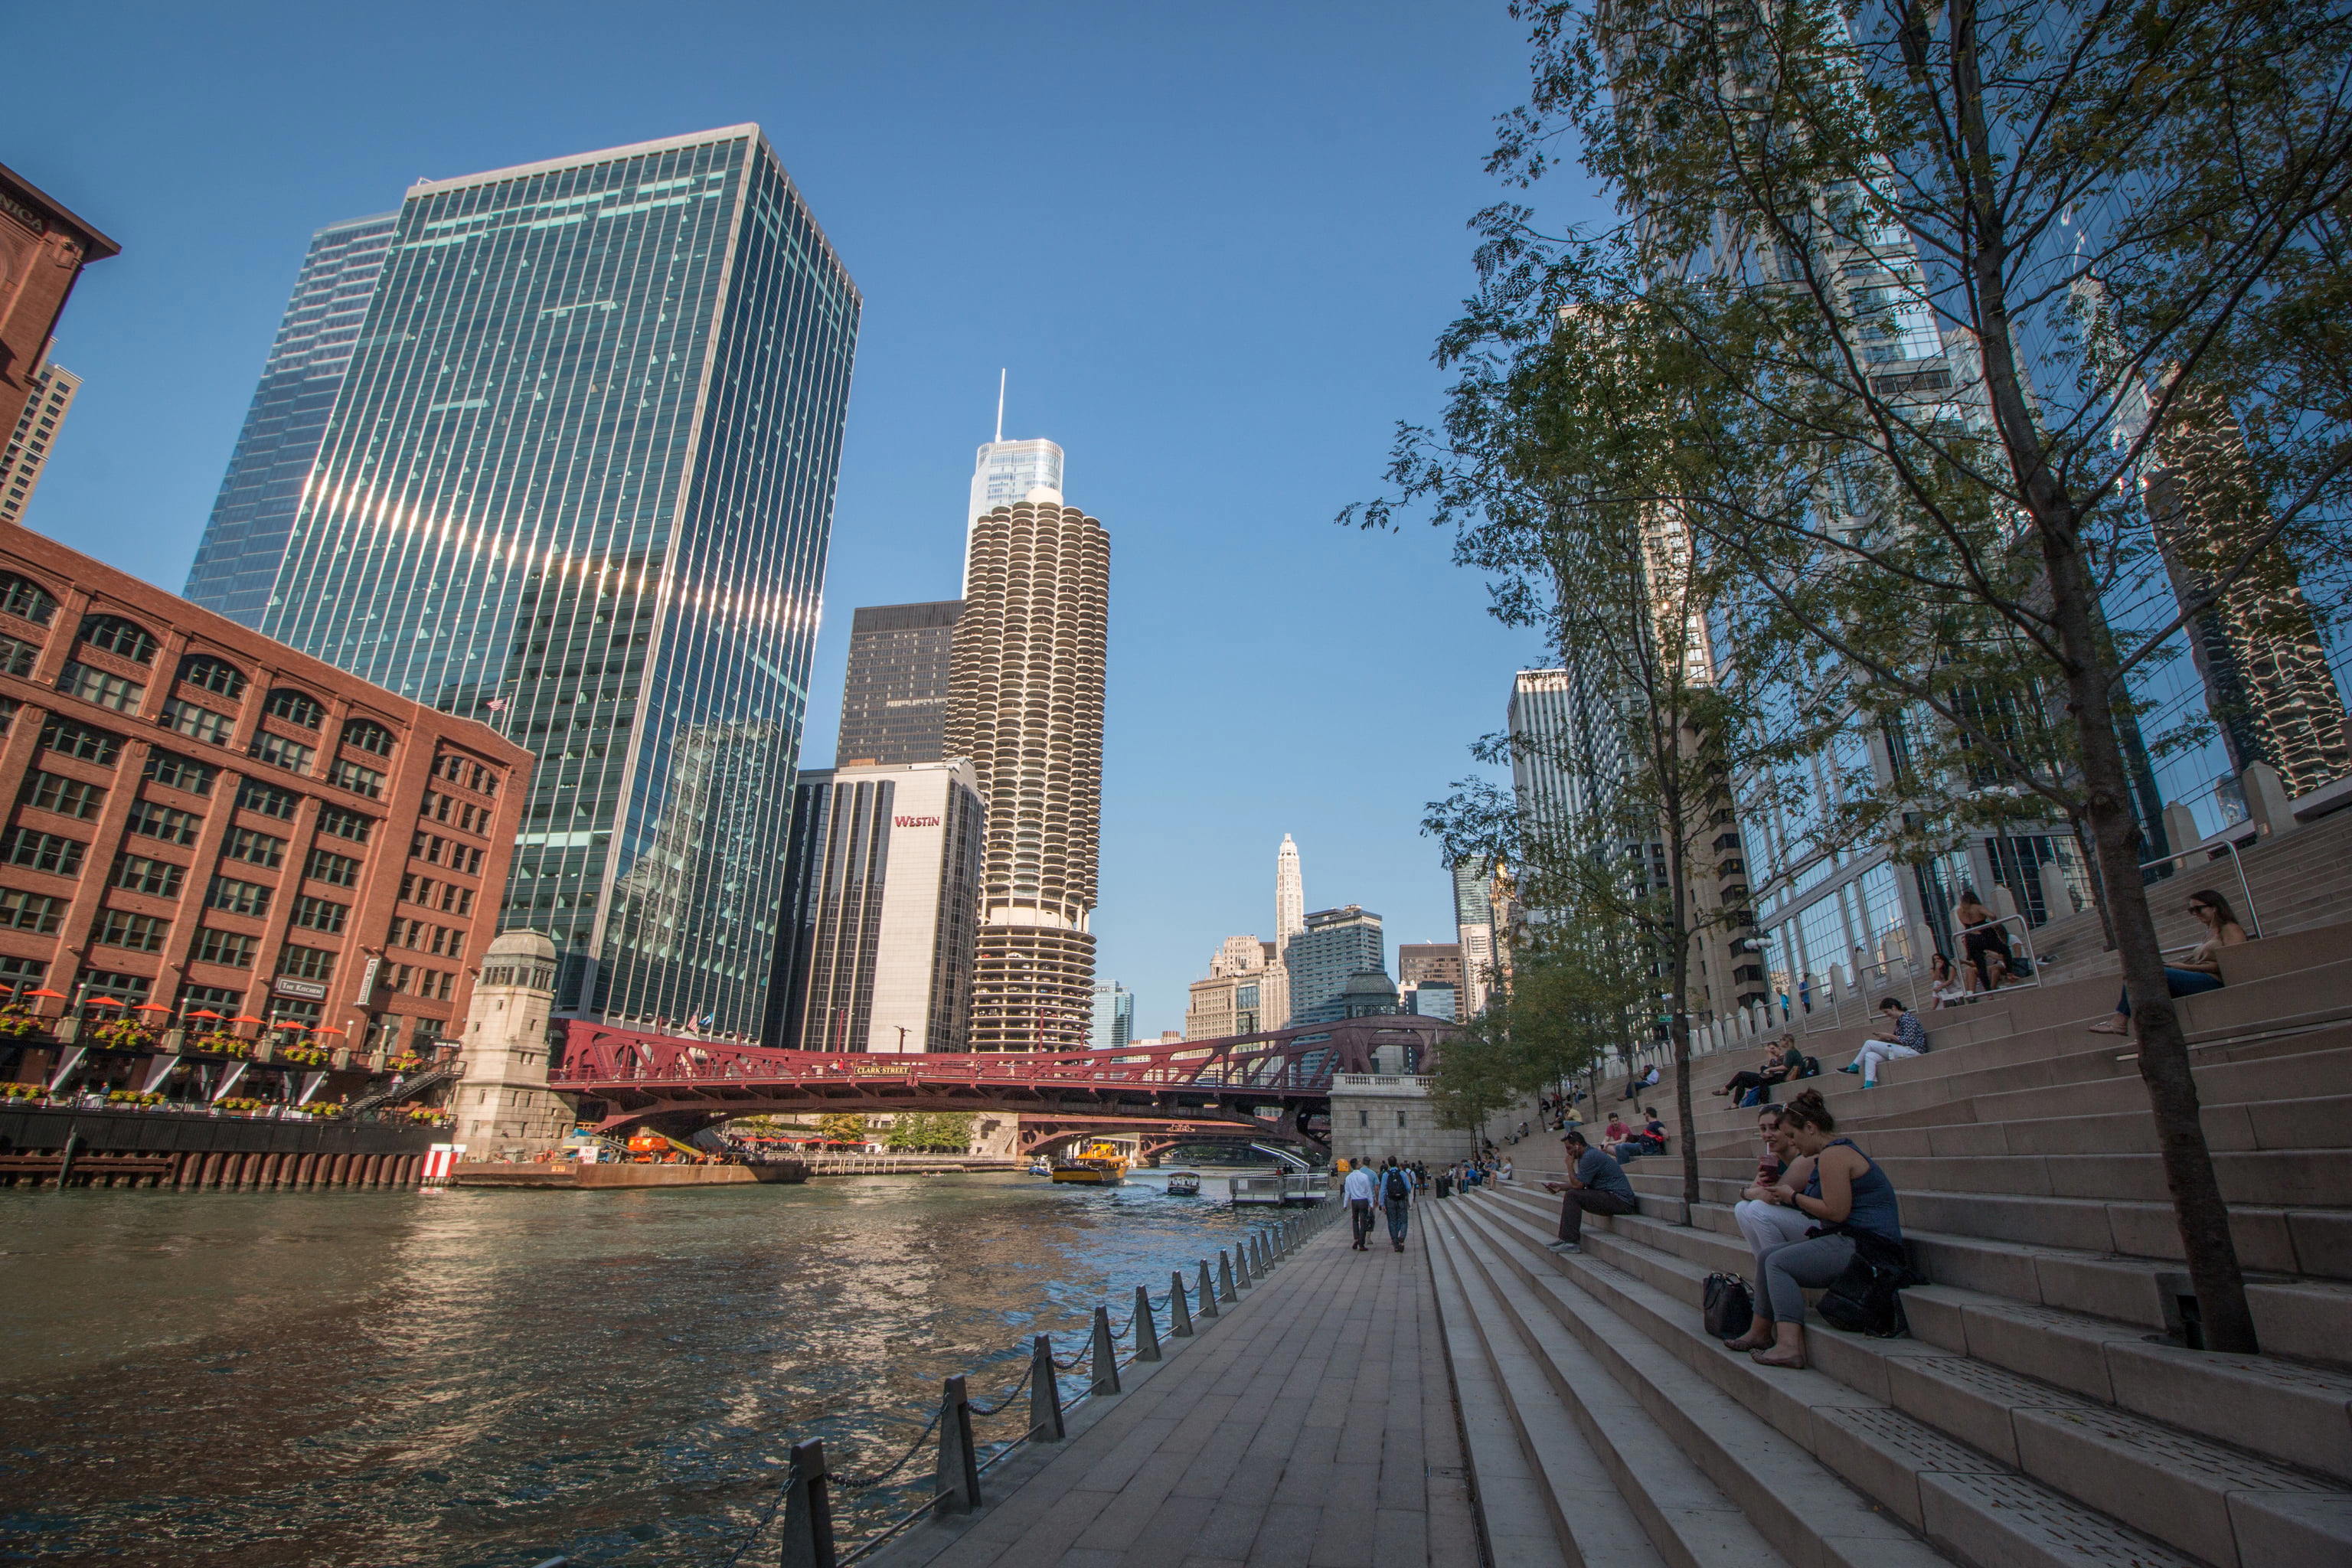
[
  {"xmin": 1541, "ymin": 1129, "xmax": 1639, "ymax": 1253},
  {"xmin": 1713, "ymin": 1036, "xmax": 1797, "ymax": 1100},
  {"xmin": 1841, "ymin": 997, "xmax": 1929, "ymax": 1087},
  {"xmin": 1720, "ymin": 1103, "xmax": 1816, "ymax": 1351},
  {"xmin": 1742, "ymin": 1089, "xmax": 1903, "ymax": 1369},
  {"xmin": 1955, "ymin": 887, "xmax": 2011, "ymax": 994},
  {"xmin": 1928, "ymin": 952, "xmax": 1968, "ymax": 1008},
  {"xmin": 2087, "ymin": 889, "xmax": 2248, "ymax": 1036}
]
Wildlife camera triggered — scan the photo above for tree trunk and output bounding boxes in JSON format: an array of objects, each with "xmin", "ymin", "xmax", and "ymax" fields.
[{"xmin": 2043, "ymin": 534, "xmax": 2259, "ymax": 1353}]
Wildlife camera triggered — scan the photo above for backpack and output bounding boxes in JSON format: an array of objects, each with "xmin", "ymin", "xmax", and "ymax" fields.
[
  {"xmin": 1702, "ymin": 1272, "xmax": 1754, "ymax": 1340},
  {"xmin": 1813, "ymin": 1229, "xmax": 1916, "ymax": 1338},
  {"xmin": 1384, "ymin": 1168, "xmax": 1411, "ymax": 1204}
]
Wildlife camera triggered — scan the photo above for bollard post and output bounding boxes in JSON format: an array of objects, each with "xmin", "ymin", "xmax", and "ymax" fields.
[
  {"xmin": 1256, "ymin": 1233, "xmax": 1270, "ymax": 1271},
  {"xmin": 1134, "ymin": 1284, "xmax": 1161, "ymax": 1361},
  {"xmin": 1030, "ymin": 1334, "xmax": 1065, "ymax": 1441},
  {"xmin": 778, "ymin": 1437, "xmax": 838, "ymax": 1568},
  {"xmin": 1234, "ymin": 1243, "xmax": 1252, "ymax": 1290},
  {"xmin": 933, "ymin": 1374, "xmax": 982, "ymax": 1517},
  {"xmin": 1169, "ymin": 1270, "xmax": 1194, "ymax": 1337},
  {"xmin": 1197, "ymin": 1259, "xmax": 1220, "ymax": 1318},
  {"xmin": 1218, "ymin": 1251, "xmax": 1237, "ymax": 1302},
  {"xmin": 1089, "ymin": 1305, "xmax": 1121, "ymax": 1396},
  {"xmin": 54, "ymin": 1130, "xmax": 80, "ymax": 1189}
]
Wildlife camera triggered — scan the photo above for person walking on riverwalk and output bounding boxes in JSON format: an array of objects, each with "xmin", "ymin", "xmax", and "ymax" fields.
[
  {"xmin": 1542, "ymin": 1129, "xmax": 1638, "ymax": 1253},
  {"xmin": 1379, "ymin": 1156, "xmax": 1415, "ymax": 1252},
  {"xmin": 1344, "ymin": 1158, "xmax": 1378, "ymax": 1250}
]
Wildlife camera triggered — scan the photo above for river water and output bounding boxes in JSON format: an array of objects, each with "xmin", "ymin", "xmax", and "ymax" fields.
[{"xmin": 0, "ymin": 1169, "xmax": 1287, "ymax": 1568}]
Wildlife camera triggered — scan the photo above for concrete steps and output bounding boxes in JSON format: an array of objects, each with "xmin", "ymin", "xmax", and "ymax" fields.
[
  {"xmin": 1449, "ymin": 1184, "xmax": 2352, "ymax": 1568},
  {"xmin": 1426, "ymin": 1200, "xmax": 1934, "ymax": 1568}
]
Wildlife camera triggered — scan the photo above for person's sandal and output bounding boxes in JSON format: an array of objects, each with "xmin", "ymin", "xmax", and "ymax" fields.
[{"xmin": 2086, "ymin": 1020, "xmax": 2129, "ymax": 1036}]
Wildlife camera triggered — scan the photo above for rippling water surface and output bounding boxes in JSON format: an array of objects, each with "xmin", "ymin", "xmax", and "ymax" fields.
[{"xmin": 0, "ymin": 1171, "xmax": 1281, "ymax": 1568}]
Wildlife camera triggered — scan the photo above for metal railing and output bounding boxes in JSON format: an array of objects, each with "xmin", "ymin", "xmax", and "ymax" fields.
[{"xmin": 528, "ymin": 1197, "xmax": 1341, "ymax": 1568}]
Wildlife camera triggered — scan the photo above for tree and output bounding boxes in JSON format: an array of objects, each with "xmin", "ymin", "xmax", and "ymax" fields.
[
  {"xmin": 1399, "ymin": 0, "xmax": 2352, "ymax": 1350},
  {"xmin": 818, "ymin": 1112, "xmax": 871, "ymax": 1147},
  {"xmin": 886, "ymin": 1112, "xmax": 976, "ymax": 1152}
]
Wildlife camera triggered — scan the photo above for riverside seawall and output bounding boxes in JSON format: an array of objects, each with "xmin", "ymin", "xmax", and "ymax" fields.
[{"xmin": 0, "ymin": 1104, "xmax": 439, "ymax": 1188}]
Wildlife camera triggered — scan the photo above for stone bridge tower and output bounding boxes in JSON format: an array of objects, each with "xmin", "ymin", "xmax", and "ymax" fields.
[{"xmin": 450, "ymin": 930, "xmax": 574, "ymax": 1157}]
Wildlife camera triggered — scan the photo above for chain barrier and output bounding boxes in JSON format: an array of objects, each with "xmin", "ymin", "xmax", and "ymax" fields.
[{"xmin": 689, "ymin": 1203, "xmax": 1331, "ymax": 1568}]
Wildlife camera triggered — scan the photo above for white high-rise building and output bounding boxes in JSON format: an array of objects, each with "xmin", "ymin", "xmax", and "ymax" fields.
[
  {"xmin": 966, "ymin": 436, "xmax": 1066, "ymax": 593},
  {"xmin": 0, "ymin": 363, "xmax": 79, "ymax": 528},
  {"xmin": 1269, "ymin": 834, "xmax": 1305, "ymax": 1026}
]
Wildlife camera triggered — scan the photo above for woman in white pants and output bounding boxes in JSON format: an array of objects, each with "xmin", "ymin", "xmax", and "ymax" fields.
[{"xmin": 1723, "ymin": 1105, "xmax": 1815, "ymax": 1351}]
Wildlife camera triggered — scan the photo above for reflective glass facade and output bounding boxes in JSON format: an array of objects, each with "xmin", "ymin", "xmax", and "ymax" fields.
[
  {"xmin": 186, "ymin": 214, "xmax": 397, "ymax": 626},
  {"xmin": 247, "ymin": 127, "xmax": 859, "ymax": 1034}
]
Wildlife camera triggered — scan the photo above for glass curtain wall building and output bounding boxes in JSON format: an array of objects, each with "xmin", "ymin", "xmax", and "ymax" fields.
[
  {"xmin": 836, "ymin": 600, "xmax": 962, "ymax": 765},
  {"xmin": 208, "ymin": 127, "xmax": 860, "ymax": 1034},
  {"xmin": 185, "ymin": 213, "xmax": 397, "ymax": 627}
]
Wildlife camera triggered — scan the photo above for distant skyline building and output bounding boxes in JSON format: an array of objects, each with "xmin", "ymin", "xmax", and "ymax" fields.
[
  {"xmin": 1269, "ymin": 831, "xmax": 1304, "ymax": 1025},
  {"xmin": 1285, "ymin": 904, "xmax": 1385, "ymax": 1024},
  {"xmin": 0, "ymin": 362, "xmax": 77, "ymax": 526},
  {"xmin": 836, "ymin": 600, "xmax": 962, "ymax": 765},
  {"xmin": 965, "ymin": 429, "xmax": 1065, "ymax": 593},
  {"xmin": 183, "ymin": 211, "xmax": 397, "ymax": 626},
  {"xmin": 1452, "ymin": 859, "xmax": 1498, "ymax": 1015},
  {"xmin": 1396, "ymin": 942, "xmax": 1463, "ymax": 991},
  {"xmin": 187, "ymin": 127, "xmax": 861, "ymax": 1034},
  {"xmin": 1406, "ymin": 980, "xmax": 1459, "ymax": 1021},
  {"xmin": 766, "ymin": 760, "xmax": 985, "ymax": 1053},
  {"xmin": 1185, "ymin": 934, "xmax": 1276, "ymax": 1040},
  {"xmin": 1089, "ymin": 979, "xmax": 1133, "ymax": 1050},
  {"xmin": 949, "ymin": 492, "xmax": 1109, "ymax": 1050}
]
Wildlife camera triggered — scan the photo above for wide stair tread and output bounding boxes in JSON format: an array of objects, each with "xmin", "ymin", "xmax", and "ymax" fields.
[
  {"xmin": 1444, "ymin": 1194, "xmax": 2230, "ymax": 1568},
  {"xmin": 1465, "ymin": 1187, "xmax": 2352, "ymax": 1567},
  {"xmin": 1431, "ymin": 1201, "xmax": 1893, "ymax": 1568}
]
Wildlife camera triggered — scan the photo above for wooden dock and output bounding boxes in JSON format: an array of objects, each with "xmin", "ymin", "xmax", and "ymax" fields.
[{"xmin": 876, "ymin": 1212, "xmax": 1479, "ymax": 1568}]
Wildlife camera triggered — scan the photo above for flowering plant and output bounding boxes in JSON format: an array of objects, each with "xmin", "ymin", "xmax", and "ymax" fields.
[
  {"xmin": 385, "ymin": 1052, "xmax": 426, "ymax": 1072},
  {"xmin": 0, "ymin": 1006, "xmax": 44, "ymax": 1040},
  {"xmin": 185, "ymin": 1034, "xmax": 251, "ymax": 1058},
  {"xmin": 396, "ymin": 1104, "xmax": 446, "ymax": 1124},
  {"xmin": 105, "ymin": 1089, "xmax": 166, "ymax": 1106},
  {"xmin": 90, "ymin": 1019, "xmax": 160, "ymax": 1050},
  {"xmin": 217, "ymin": 1096, "xmax": 270, "ymax": 1113},
  {"xmin": 2, "ymin": 1081, "xmax": 46, "ymax": 1101},
  {"xmin": 296, "ymin": 1101, "xmax": 344, "ymax": 1117},
  {"xmin": 279, "ymin": 1044, "xmax": 333, "ymax": 1068}
]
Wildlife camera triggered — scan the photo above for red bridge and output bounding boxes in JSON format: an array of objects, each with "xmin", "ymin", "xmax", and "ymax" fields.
[{"xmin": 550, "ymin": 1014, "xmax": 1455, "ymax": 1153}]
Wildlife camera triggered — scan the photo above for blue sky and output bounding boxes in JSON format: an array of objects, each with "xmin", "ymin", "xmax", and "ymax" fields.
[{"xmin": 6, "ymin": 1, "xmax": 1588, "ymax": 1036}]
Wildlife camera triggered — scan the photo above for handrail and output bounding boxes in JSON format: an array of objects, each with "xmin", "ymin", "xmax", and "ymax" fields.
[{"xmin": 2138, "ymin": 836, "xmax": 2262, "ymax": 939}]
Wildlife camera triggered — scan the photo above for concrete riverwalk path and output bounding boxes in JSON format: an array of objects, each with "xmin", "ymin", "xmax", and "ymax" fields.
[{"xmin": 880, "ymin": 1216, "xmax": 1481, "ymax": 1568}]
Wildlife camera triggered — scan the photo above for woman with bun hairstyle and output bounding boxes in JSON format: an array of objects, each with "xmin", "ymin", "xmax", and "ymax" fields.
[{"xmin": 1737, "ymin": 1089, "xmax": 1903, "ymax": 1369}]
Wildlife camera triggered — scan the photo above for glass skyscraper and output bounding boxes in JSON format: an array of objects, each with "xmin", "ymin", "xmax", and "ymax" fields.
[
  {"xmin": 193, "ymin": 126, "xmax": 860, "ymax": 1033},
  {"xmin": 185, "ymin": 212, "xmax": 398, "ymax": 626}
]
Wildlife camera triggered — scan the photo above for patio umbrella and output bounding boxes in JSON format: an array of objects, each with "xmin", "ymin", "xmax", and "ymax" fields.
[
  {"xmin": 85, "ymin": 996, "xmax": 126, "ymax": 1008},
  {"xmin": 24, "ymin": 988, "xmax": 66, "ymax": 999},
  {"xmin": 132, "ymin": 1002, "xmax": 173, "ymax": 1013},
  {"xmin": 186, "ymin": 1010, "xmax": 224, "ymax": 1021},
  {"xmin": 227, "ymin": 1015, "xmax": 266, "ymax": 1026},
  {"xmin": 311, "ymin": 1026, "xmax": 346, "ymax": 1037}
]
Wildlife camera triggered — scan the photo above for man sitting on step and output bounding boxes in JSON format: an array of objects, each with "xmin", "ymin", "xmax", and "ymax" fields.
[
  {"xmin": 1540, "ymin": 1129, "xmax": 1640, "ymax": 1253},
  {"xmin": 1840, "ymin": 997, "xmax": 1929, "ymax": 1088}
]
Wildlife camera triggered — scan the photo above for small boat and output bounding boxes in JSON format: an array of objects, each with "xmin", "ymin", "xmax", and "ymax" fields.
[
  {"xmin": 1164, "ymin": 1170, "xmax": 1201, "ymax": 1196},
  {"xmin": 1049, "ymin": 1140, "xmax": 1128, "ymax": 1184},
  {"xmin": 1027, "ymin": 1158, "xmax": 1054, "ymax": 1177}
]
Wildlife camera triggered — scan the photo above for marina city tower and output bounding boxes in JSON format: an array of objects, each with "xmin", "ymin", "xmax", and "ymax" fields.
[
  {"xmin": 948, "ymin": 489, "xmax": 1109, "ymax": 1050},
  {"xmin": 188, "ymin": 127, "xmax": 860, "ymax": 1032}
]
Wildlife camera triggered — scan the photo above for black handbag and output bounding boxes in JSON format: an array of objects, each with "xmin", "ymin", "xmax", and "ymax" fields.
[{"xmin": 1702, "ymin": 1272, "xmax": 1754, "ymax": 1340}]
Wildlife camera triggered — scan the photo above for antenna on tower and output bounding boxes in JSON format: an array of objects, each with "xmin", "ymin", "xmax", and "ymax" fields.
[{"xmin": 994, "ymin": 369, "xmax": 1006, "ymax": 444}]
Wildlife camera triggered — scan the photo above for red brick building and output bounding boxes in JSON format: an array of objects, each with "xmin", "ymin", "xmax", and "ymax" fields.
[
  {"xmin": 0, "ymin": 522, "xmax": 529, "ymax": 1071},
  {"xmin": 0, "ymin": 162, "xmax": 117, "ymax": 439}
]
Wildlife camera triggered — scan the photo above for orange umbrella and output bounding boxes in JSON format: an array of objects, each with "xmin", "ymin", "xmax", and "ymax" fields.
[
  {"xmin": 311, "ymin": 1025, "xmax": 346, "ymax": 1037},
  {"xmin": 227, "ymin": 1014, "xmax": 266, "ymax": 1025},
  {"xmin": 132, "ymin": 1002, "xmax": 173, "ymax": 1013},
  {"xmin": 25, "ymin": 988, "xmax": 66, "ymax": 999},
  {"xmin": 85, "ymin": 996, "xmax": 126, "ymax": 1008},
  {"xmin": 186, "ymin": 1010, "xmax": 224, "ymax": 1021},
  {"xmin": 273, "ymin": 1021, "xmax": 310, "ymax": 1031}
]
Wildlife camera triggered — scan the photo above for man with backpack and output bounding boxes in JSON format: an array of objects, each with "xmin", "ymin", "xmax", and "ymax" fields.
[{"xmin": 1376, "ymin": 1156, "xmax": 1415, "ymax": 1252}]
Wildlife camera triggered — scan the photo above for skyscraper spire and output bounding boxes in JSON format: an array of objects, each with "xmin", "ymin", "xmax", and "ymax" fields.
[{"xmin": 995, "ymin": 368, "xmax": 1005, "ymax": 443}]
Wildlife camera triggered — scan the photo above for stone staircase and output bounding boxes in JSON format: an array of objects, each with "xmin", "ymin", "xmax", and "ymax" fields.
[{"xmin": 1425, "ymin": 914, "xmax": 2352, "ymax": 1568}]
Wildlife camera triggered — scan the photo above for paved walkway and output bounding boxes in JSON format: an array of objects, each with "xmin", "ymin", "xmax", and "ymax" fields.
[{"xmin": 900, "ymin": 1210, "xmax": 1480, "ymax": 1568}]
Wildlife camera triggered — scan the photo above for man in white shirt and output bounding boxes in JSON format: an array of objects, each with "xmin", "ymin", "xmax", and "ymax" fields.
[{"xmin": 1342, "ymin": 1159, "xmax": 1378, "ymax": 1250}]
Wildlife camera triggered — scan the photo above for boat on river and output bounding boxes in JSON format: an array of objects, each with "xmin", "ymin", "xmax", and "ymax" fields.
[
  {"xmin": 1163, "ymin": 1170, "xmax": 1201, "ymax": 1196},
  {"xmin": 1048, "ymin": 1140, "xmax": 1127, "ymax": 1184}
]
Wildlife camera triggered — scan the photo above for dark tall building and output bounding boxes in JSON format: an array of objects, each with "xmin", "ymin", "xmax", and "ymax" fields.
[{"xmin": 836, "ymin": 600, "xmax": 961, "ymax": 765}]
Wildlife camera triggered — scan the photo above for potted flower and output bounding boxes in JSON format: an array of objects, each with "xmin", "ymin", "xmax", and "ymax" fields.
[
  {"xmin": 0, "ymin": 1006, "xmax": 44, "ymax": 1040},
  {"xmin": 105, "ymin": 1088, "xmax": 166, "ymax": 1107},
  {"xmin": 2, "ymin": 1081, "xmax": 46, "ymax": 1102},
  {"xmin": 297, "ymin": 1101, "xmax": 345, "ymax": 1118},
  {"xmin": 396, "ymin": 1104, "xmax": 446, "ymax": 1125},
  {"xmin": 90, "ymin": 1018, "xmax": 160, "ymax": 1051},
  {"xmin": 185, "ymin": 1034, "xmax": 251, "ymax": 1058},
  {"xmin": 385, "ymin": 1051, "xmax": 426, "ymax": 1073},
  {"xmin": 279, "ymin": 1044, "xmax": 333, "ymax": 1068},
  {"xmin": 217, "ymin": 1096, "xmax": 269, "ymax": 1113}
]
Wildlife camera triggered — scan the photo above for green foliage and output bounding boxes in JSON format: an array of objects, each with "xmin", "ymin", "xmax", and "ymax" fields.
[
  {"xmin": 884, "ymin": 1112, "xmax": 975, "ymax": 1152},
  {"xmin": 1432, "ymin": 916, "xmax": 1651, "ymax": 1131},
  {"xmin": 817, "ymin": 1112, "xmax": 872, "ymax": 1146}
]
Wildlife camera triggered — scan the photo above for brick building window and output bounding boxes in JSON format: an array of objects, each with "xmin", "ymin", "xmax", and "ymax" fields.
[
  {"xmin": 161, "ymin": 699, "xmax": 234, "ymax": 745},
  {"xmin": 22, "ymin": 770, "xmax": 106, "ymax": 819},
  {"xmin": 250, "ymin": 731, "xmax": 315, "ymax": 774},
  {"xmin": 58, "ymin": 662, "xmax": 143, "ymax": 714},
  {"xmin": 94, "ymin": 909, "xmax": 170, "ymax": 953},
  {"xmin": 235, "ymin": 779, "xmax": 297, "ymax": 820},
  {"xmin": 126, "ymin": 801, "xmax": 201, "ymax": 846},
  {"xmin": 222, "ymin": 827, "xmax": 286, "ymax": 870},
  {"xmin": 79, "ymin": 614, "xmax": 158, "ymax": 664},
  {"xmin": 145, "ymin": 750, "xmax": 215, "ymax": 795},
  {"xmin": 110, "ymin": 853, "xmax": 185, "ymax": 898},
  {"xmin": 0, "ymin": 573, "xmax": 57, "ymax": 626},
  {"xmin": 303, "ymin": 847, "xmax": 361, "ymax": 887},
  {"xmin": 0, "ymin": 634, "xmax": 36, "ymax": 678},
  {"xmin": 177, "ymin": 655, "xmax": 247, "ymax": 699},
  {"xmin": 341, "ymin": 718, "xmax": 395, "ymax": 756},
  {"xmin": 192, "ymin": 928, "xmax": 256, "ymax": 968},
  {"xmin": 317, "ymin": 805, "xmax": 373, "ymax": 843},
  {"xmin": 289, "ymin": 895, "xmax": 348, "ymax": 935},
  {"xmin": 204, "ymin": 876, "xmax": 272, "ymax": 918},
  {"xmin": 263, "ymin": 688, "xmax": 325, "ymax": 729},
  {"xmin": 327, "ymin": 758, "xmax": 384, "ymax": 799},
  {"xmin": 40, "ymin": 716, "xmax": 121, "ymax": 766},
  {"xmin": 276, "ymin": 945, "xmax": 337, "ymax": 982},
  {"xmin": 0, "ymin": 888, "xmax": 64, "ymax": 933}
]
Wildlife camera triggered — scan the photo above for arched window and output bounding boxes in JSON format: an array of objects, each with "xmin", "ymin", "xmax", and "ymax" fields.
[
  {"xmin": 263, "ymin": 687, "xmax": 325, "ymax": 729},
  {"xmin": 0, "ymin": 573, "xmax": 57, "ymax": 626},
  {"xmin": 178, "ymin": 654, "xmax": 248, "ymax": 699},
  {"xmin": 79, "ymin": 614, "xmax": 158, "ymax": 665},
  {"xmin": 341, "ymin": 717, "xmax": 395, "ymax": 756}
]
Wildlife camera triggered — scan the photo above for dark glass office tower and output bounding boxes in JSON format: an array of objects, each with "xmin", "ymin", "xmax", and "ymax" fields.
[
  {"xmin": 227, "ymin": 127, "xmax": 860, "ymax": 1033},
  {"xmin": 836, "ymin": 600, "xmax": 961, "ymax": 765},
  {"xmin": 185, "ymin": 213, "xmax": 397, "ymax": 626}
]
